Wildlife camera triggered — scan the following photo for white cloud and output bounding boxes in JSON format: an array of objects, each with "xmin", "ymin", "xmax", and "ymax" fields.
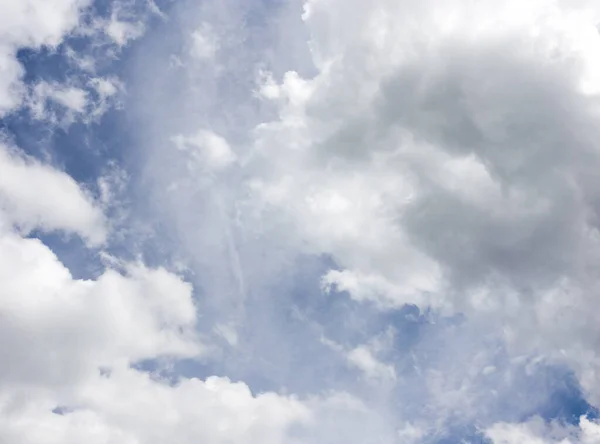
[
  {"xmin": 91, "ymin": 77, "xmax": 120, "ymax": 99},
  {"xmin": 28, "ymin": 81, "xmax": 88, "ymax": 121},
  {"xmin": 346, "ymin": 346, "xmax": 396, "ymax": 384},
  {"xmin": 322, "ymin": 268, "xmax": 443, "ymax": 310},
  {"xmin": 172, "ymin": 130, "xmax": 237, "ymax": 171},
  {"xmin": 190, "ymin": 23, "xmax": 219, "ymax": 60},
  {"xmin": 88, "ymin": 76, "xmax": 124, "ymax": 118},
  {"xmin": 0, "ymin": 368, "xmax": 312, "ymax": 444},
  {"xmin": 0, "ymin": 360, "xmax": 399, "ymax": 444},
  {"xmin": 320, "ymin": 328, "xmax": 397, "ymax": 385},
  {"xmin": 0, "ymin": 220, "xmax": 392, "ymax": 442},
  {"xmin": 26, "ymin": 77, "xmax": 124, "ymax": 124},
  {"xmin": 0, "ymin": 234, "xmax": 201, "ymax": 389},
  {"xmin": 396, "ymin": 423, "xmax": 427, "ymax": 444},
  {"xmin": 214, "ymin": 322, "xmax": 239, "ymax": 347},
  {"xmin": 0, "ymin": 144, "xmax": 107, "ymax": 246},
  {"xmin": 46, "ymin": 85, "xmax": 88, "ymax": 112},
  {"xmin": 104, "ymin": 17, "xmax": 145, "ymax": 47}
]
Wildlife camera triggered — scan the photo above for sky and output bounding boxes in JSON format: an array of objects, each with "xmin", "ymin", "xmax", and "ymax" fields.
[{"xmin": 3, "ymin": 0, "xmax": 600, "ymax": 443}]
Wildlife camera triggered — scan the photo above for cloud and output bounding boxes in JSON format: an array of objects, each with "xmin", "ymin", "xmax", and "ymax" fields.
[
  {"xmin": 346, "ymin": 346, "xmax": 397, "ymax": 384},
  {"xmin": 0, "ymin": 136, "xmax": 390, "ymax": 443},
  {"xmin": 172, "ymin": 130, "xmax": 237, "ymax": 172},
  {"xmin": 5, "ymin": 0, "xmax": 600, "ymax": 441},
  {"xmin": 122, "ymin": 0, "xmax": 600, "ymax": 437},
  {"xmin": 0, "ymin": 135, "xmax": 317, "ymax": 444},
  {"xmin": 189, "ymin": 23, "xmax": 219, "ymax": 60},
  {"xmin": 242, "ymin": 0, "xmax": 600, "ymax": 408},
  {"xmin": 0, "ymin": 212, "xmax": 394, "ymax": 442},
  {"xmin": 486, "ymin": 416, "xmax": 600, "ymax": 444},
  {"xmin": 28, "ymin": 82, "xmax": 89, "ymax": 121},
  {"xmin": 320, "ymin": 331, "xmax": 397, "ymax": 384},
  {"xmin": 0, "ymin": 143, "xmax": 107, "ymax": 245},
  {"xmin": 26, "ymin": 77, "xmax": 123, "ymax": 124},
  {"xmin": 103, "ymin": 15, "xmax": 145, "ymax": 47},
  {"xmin": 0, "ymin": 1, "xmax": 390, "ymax": 443},
  {"xmin": 0, "ymin": 235, "xmax": 201, "ymax": 389}
]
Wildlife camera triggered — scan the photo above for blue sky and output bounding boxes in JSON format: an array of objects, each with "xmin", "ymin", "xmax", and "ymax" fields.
[{"xmin": 2, "ymin": 0, "xmax": 600, "ymax": 443}]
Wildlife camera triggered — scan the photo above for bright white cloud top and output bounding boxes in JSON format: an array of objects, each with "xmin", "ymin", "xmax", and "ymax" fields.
[{"xmin": 2, "ymin": 0, "xmax": 600, "ymax": 443}]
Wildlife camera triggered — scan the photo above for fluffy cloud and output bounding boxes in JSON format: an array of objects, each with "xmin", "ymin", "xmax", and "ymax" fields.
[
  {"xmin": 0, "ymin": 368, "xmax": 312, "ymax": 444},
  {"xmin": 0, "ymin": 144, "xmax": 107, "ymax": 245},
  {"xmin": 0, "ymin": 234, "xmax": 201, "ymax": 390}
]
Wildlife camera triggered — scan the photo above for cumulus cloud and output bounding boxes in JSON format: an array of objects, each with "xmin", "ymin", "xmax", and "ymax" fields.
[{"xmin": 0, "ymin": 236, "xmax": 201, "ymax": 388}]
